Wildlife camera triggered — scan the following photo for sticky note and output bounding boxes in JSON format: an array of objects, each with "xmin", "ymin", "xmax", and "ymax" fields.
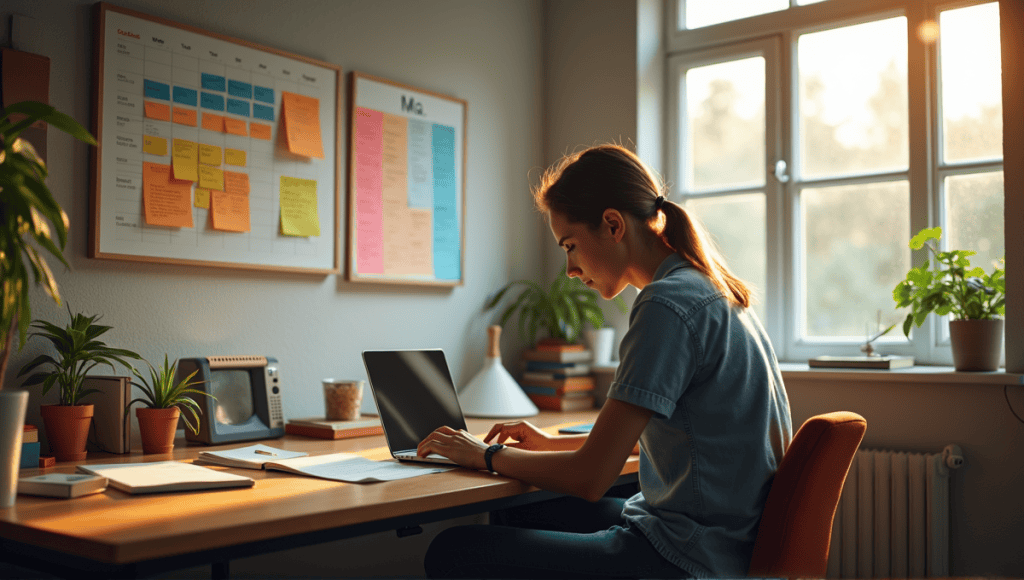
[
  {"xmin": 172, "ymin": 139, "xmax": 199, "ymax": 182},
  {"xmin": 199, "ymin": 165, "xmax": 224, "ymax": 191},
  {"xmin": 211, "ymin": 189, "xmax": 250, "ymax": 232},
  {"xmin": 228, "ymin": 80, "xmax": 253, "ymax": 99},
  {"xmin": 201, "ymin": 73, "xmax": 226, "ymax": 92},
  {"xmin": 200, "ymin": 92, "xmax": 225, "ymax": 111},
  {"xmin": 223, "ymin": 170, "xmax": 250, "ymax": 195},
  {"xmin": 224, "ymin": 118, "xmax": 248, "ymax": 136},
  {"xmin": 225, "ymin": 148, "xmax": 246, "ymax": 167},
  {"xmin": 194, "ymin": 187, "xmax": 211, "ymax": 209},
  {"xmin": 143, "ymin": 135, "xmax": 168, "ymax": 156},
  {"xmin": 281, "ymin": 91, "xmax": 325, "ymax": 159},
  {"xmin": 253, "ymin": 103, "xmax": 274, "ymax": 121},
  {"xmin": 143, "ymin": 162, "xmax": 193, "ymax": 228},
  {"xmin": 250, "ymin": 122, "xmax": 272, "ymax": 140},
  {"xmin": 144, "ymin": 79, "xmax": 170, "ymax": 101},
  {"xmin": 254, "ymin": 85, "xmax": 274, "ymax": 104},
  {"xmin": 172, "ymin": 107, "xmax": 198, "ymax": 127},
  {"xmin": 199, "ymin": 143, "xmax": 222, "ymax": 166},
  {"xmin": 202, "ymin": 113, "xmax": 225, "ymax": 132},
  {"xmin": 172, "ymin": 86, "xmax": 198, "ymax": 106},
  {"xmin": 279, "ymin": 175, "xmax": 319, "ymax": 236},
  {"xmin": 144, "ymin": 101, "xmax": 171, "ymax": 122}
]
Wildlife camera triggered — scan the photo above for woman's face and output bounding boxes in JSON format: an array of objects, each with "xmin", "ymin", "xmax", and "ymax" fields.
[{"xmin": 548, "ymin": 210, "xmax": 628, "ymax": 300}]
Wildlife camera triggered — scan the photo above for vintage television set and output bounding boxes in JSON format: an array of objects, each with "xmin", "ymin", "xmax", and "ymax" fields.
[{"xmin": 175, "ymin": 356, "xmax": 284, "ymax": 444}]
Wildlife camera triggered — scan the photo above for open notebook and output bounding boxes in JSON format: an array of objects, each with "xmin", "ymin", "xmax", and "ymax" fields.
[{"xmin": 77, "ymin": 461, "xmax": 254, "ymax": 494}]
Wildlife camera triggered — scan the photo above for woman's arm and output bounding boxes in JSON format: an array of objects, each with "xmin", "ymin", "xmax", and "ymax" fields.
[{"xmin": 417, "ymin": 398, "xmax": 652, "ymax": 502}]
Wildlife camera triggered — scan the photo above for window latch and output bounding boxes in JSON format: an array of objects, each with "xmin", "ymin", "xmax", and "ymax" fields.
[{"xmin": 773, "ymin": 159, "xmax": 790, "ymax": 183}]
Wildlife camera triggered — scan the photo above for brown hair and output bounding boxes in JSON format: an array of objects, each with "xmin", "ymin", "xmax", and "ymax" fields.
[{"xmin": 534, "ymin": 144, "xmax": 753, "ymax": 308}]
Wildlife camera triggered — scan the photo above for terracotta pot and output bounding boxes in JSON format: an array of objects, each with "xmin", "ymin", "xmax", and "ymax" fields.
[
  {"xmin": 136, "ymin": 407, "xmax": 180, "ymax": 454},
  {"xmin": 949, "ymin": 319, "xmax": 1004, "ymax": 372},
  {"xmin": 40, "ymin": 404, "xmax": 94, "ymax": 462}
]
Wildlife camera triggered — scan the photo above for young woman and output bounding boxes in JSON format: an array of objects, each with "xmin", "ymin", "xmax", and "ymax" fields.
[{"xmin": 417, "ymin": 144, "xmax": 793, "ymax": 579}]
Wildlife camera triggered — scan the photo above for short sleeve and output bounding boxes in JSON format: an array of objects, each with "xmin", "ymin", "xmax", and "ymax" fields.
[{"xmin": 607, "ymin": 297, "xmax": 698, "ymax": 419}]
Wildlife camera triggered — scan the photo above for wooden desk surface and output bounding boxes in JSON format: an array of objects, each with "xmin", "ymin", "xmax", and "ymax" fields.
[{"xmin": 0, "ymin": 410, "xmax": 637, "ymax": 567}]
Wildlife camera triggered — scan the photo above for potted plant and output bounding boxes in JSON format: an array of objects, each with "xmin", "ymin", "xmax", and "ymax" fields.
[
  {"xmin": 17, "ymin": 307, "xmax": 142, "ymax": 460},
  {"xmin": 893, "ymin": 226, "xmax": 1005, "ymax": 371},
  {"xmin": 128, "ymin": 354, "xmax": 213, "ymax": 454},
  {"xmin": 485, "ymin": 270, "xmax": 628, "ymax": 347},
  {"xmin": 1, "ymin": 101, "xmax": 95, "ymax": 501}
]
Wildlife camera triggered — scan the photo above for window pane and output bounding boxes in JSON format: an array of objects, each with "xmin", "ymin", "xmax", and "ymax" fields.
[
  {"xmin": 686, "ymin": 57, "xmax": 765, "ymax": 190},
  {"xmin": 682, "ymin": 0, "xmax": 787, "ymax": 29},
  {"xmin": 685, "ymin": 194, "xmax": 766, "ymax": 323},
  {"xmin": 945, "ymin": 172, "xmax": 1004, "ymax": 273},
  {"xmin": 802, "ymin": 181, "xmax": 909, "ymax": 337},
  {"xmin": 940, "ymin": 3, "xmax": 1002, "ymax": 163},
  {"xmin": 798, "ymin": 18, "xmax": 908, "ymax": 178}
]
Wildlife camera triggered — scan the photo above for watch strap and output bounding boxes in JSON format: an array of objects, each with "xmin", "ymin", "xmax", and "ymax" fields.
[{"xmin": 484, "ymin": 443, "xmax": 505, "ymax": 472}]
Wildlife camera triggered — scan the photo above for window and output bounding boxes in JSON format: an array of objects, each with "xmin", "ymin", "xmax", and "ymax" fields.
[{"xmin": 667, "ymin": 0, "xmax": 1003, "ymax": 364}]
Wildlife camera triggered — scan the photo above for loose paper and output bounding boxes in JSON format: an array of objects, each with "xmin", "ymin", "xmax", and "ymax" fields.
[
  {"xmin": 264, "ymin": 452, "xmax": 454, "ymax": 483},
  {"xmin": 279, "ymin": 176, "xmax": 319, "ymax": 237},
  {"xmin": 281, "ymin": 91, "xmax": 324, "ymax": 158},
  {"xmin": 143, "ymin": 162, "xmax": 193, "ymax": 228},
  {"xmin": 171, "ymin": 139, "xmax": 199, "ymax": 182},
  {"xmin": 211, "ymin": 189, "xmax": 250, "ymax": 232}
]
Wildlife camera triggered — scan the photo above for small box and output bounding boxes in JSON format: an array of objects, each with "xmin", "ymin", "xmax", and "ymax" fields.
[
  {"xmin": 18, "ymin": 473, "xmax": 107, "ymax": 498},
  {"xmin": 39, "ymin": 456, "xmax": 56, "ymax": 469},
  {"xmin": 20, "ymin": 441, "xmax": 40, "ymax": 469}
]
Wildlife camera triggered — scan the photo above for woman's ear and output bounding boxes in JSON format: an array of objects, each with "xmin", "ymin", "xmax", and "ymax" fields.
[{"xmin": 603, "ymin": 209, "xmax": 626, "ymax": 242}]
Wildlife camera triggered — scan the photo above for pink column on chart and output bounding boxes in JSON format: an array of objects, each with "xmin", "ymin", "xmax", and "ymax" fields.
[{"xmin": 355, "ymin": 107, "xmax": 384, "ymax": 274}]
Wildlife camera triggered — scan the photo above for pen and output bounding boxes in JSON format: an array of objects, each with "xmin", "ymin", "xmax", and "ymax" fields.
[{"xmin": 255, "ymin": 449, "xmax": 276, "ymax": 456}]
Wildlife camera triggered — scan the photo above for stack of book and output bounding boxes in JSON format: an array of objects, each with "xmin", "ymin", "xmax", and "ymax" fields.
[
  {"xmin": 520, "ymin": 343, "xmax": 595, "ymax": 412},
  {"xmin": 284, "ymin": 416, "xmax": 384, "ymax": 440}
]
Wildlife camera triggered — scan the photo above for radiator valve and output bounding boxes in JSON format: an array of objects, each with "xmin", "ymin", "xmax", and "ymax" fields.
[{"xmin": 943, "ymin": 444, "xmax": 965, "ymax": 469}]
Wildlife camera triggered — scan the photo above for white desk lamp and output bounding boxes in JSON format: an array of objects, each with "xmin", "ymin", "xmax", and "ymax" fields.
[{"xmin": 458, "ymin": 325, "xmax": 538, "ymax": 418}]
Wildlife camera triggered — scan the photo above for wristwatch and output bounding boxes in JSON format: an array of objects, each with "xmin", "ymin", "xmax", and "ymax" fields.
[{"xmin": 484, "ymin": 443, "xmax": 506, "ymax": 472}]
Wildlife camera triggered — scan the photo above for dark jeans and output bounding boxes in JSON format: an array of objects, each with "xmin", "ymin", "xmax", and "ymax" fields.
[{"xmin": 423, "ymin": 485, "xmax": 691, "ymax": 579}]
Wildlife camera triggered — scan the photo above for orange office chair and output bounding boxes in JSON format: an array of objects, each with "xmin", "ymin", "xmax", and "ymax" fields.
[{"xmin": 748, "ymin": 411, "xmax": 867, "ymax": 578}]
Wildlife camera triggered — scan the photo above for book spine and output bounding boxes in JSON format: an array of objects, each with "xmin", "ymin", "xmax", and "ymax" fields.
[
  {"xmin": 284, "ymin": 423, "xmax": 383, "ymax": 440},
  {"xmin": 519, "ymin": 376, "xmax": 595, "ymax": 391},
  {"xmin": 527, "ymin": 394, "xmax": 595, "ymax": 411},
  {"xmin": 522, "ymin": 385, "xmax": 594, "ymax": 397},
  {"xmin": 522, "ymin": 349, "xmax": 592, "ymax": 363}
]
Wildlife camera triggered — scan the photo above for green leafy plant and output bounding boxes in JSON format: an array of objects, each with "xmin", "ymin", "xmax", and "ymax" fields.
[
  {"xmin": 128, "ymin": 354, "xmax": 214, "ymax": 434},
  {"xmin": 1, "ymin": 101, "xmax": 96, "ymax": 389},
  {"xmin": 893, "ymin": 226, "xmax": 1005, "ymax": 337},
  {"xmin": 485, "ymin": 270, "xmax": 628, "ymax": 345},
  {"xmin": 17, "ymin": 306, "xmax": 143, "ymax": 405}
]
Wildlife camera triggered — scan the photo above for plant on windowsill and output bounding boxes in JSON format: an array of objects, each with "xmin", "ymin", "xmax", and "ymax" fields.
[
  {"xmin": 893, "ymin": 226, "xmax": 1005, "ymax": 371},
  {"xmin": 128, "ymin": 354, "xmax": 214, "ymax": 454},
  {"xmin": 17, "ymin": 306, "xmax": 143, "ymax": 461}
]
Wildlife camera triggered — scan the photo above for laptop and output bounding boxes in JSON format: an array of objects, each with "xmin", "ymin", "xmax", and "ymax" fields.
[{"xmin": 361, "ymin": 349, "xmax": 468, "ymax": 466}]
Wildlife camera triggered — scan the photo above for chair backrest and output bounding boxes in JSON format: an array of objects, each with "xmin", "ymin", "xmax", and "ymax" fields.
[{"xmin": 748, "ymin": 411, "xmax": 867, "ymax": 578}]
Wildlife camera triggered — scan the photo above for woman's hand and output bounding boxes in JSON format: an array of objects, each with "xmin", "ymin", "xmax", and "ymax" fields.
[
  {"xmin": 484, "ymin": 421, "xmax": 557, "ymax": 451},
  {"xmin": 416, "ymin": 426, "xmax": 489, "ymax": 470}
]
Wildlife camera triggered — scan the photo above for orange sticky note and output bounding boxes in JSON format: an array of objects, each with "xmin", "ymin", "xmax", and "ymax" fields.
[
  {"xmin": 223, "ymin": 170, "xmax": 250, "ymax": 195},
  {"xmin": 199, "ymin": 143, "xmax": 222, "ymax": 166},
  {"xmin": 144, "ymin": 101, "xmax": 171, "ymax": 122},
  {"xmin": 143, "ymin": 135, "xmax": 167, "ymax": 156},
  {"xmin": 211, "ymin": 189, "xmax": 250, "ymax": 232},
  {"xmin": 202, "ymin": 113, "xmax": 225, "ymax": 132},
  {"xmin": 142, "ymin": 162, "xmax": 194, "ymax": 228},
  {"xmin": 171, "ymin": 139, "xmax": 199, "ymax": 182},
  {"xmin": 250, "ymin": 122, "xmax": 272, "ymax": 140},
  {"xmin": 224, "ymin": 117, "xmax": 248, "ymax": 136},
  {"xmin": 172, "ymin": 107, "xmax": 198, "ymax": 127},
  {"xmin": 280, "ymin": 91, "xmax": 324, "ymax": 158},
  {"xmin": 198, "ymin": 165, "xmax": 224, "ymax": 191},
  {"xmin": 225, "ymin": 148, "xmax": 246, "ymax": 167},
  {"xmin": 194, "ymin": 187, "xmax": 210, "ymax": 209}
]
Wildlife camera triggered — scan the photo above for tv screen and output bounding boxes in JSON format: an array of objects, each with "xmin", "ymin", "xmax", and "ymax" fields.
[{"xmin": 209, "ymin": 369, "xmax": 255, "ymax": 425}]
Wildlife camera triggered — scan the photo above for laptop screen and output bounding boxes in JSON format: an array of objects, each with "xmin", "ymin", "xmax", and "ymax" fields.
[{"xmin": 362, "ymin": 350, "xmax": 468, "ymax": 452}]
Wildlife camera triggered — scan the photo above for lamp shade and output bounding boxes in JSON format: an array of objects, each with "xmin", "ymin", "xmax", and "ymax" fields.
[{"xmin": 458, "ymin": 326, "xmax": 538, "ymax": 418}]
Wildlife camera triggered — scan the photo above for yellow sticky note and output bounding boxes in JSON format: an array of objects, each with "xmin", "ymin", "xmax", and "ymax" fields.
[
  {"xmin": 198, "ymin": 165, "xmax": 224, "ymax": 191},
  {"xmin": 279, "ymin": 176, "xmax": 319, "ymax": 237},
  {"xmin": 199, "ymin": 143, "xmax": 222, "ymax": 166},
  {"xmin": 172, "ymin": 139, "xmax": 199, "ymax": 182},
  {"xmin": 143, "ymin": 135, "xmax": 167, "ymax": 156},
  {"xmin": 194, "ymin": 187, "xmax": 210, "ymax": 209},
  {"xmin": 225, "ymin": 148, "xmax": 246, "ymax": 167}
]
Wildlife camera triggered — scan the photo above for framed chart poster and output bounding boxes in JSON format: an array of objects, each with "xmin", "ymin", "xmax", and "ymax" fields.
[
  {"xmin": 90, "ymin": 3, "xmax": 341, "ymax": 273},
  {"xmin": 347, "ymin": 72, "xmax": 466, "ymax": 286}
]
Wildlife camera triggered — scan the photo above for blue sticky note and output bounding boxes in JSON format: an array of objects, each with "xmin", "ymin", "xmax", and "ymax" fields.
[
  {"xmin": 172, "ymin": 86, "xmax": 198, "ymax": 107},
  {"xmin": 201, "ymin": 73, "xmax": 226, "ymax": 92},
  {"xmin": 200, "ymin": 92, "xmax": 225, "ymax": 111},
  {"xmin": 254, "ymin": 85, "xmax": 274, "ymax": 104},
  {"xmin": 226, "ymin": 98, "xmax": 250, "ymax": 117},
  {"xmin": 228, "ymin": 80, "xmax": 253, "ymax": 99},
  {"xmin": 252, "ymin": 103, "xmax": 274, "ymax": 121},
  {"xmin": 144, "ymin": 79, "xmax": 171, "ymax": 101},
  {"xmin": 432, "ymin": 124, "xmax": 460, "ymax": 281}
]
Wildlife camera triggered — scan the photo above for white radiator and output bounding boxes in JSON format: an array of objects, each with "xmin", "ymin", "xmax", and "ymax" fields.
[{"xmin": 827, "ymin": 445, "xmax": 964, "ymax": 579}]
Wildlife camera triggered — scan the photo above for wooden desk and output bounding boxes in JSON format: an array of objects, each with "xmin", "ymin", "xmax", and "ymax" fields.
[{"xmin": 0, "ymin": 410, "xmax": 637, "ymax": 578}]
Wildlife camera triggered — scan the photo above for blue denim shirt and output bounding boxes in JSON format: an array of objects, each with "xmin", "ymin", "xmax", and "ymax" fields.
[{"xmin": 608, "ymin": 253, "xmax": 792, "ymax": 578}]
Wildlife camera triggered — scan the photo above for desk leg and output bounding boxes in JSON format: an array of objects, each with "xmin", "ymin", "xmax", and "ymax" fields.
[{"xmin": 213, "ymin": 560, "xmax": 229, "ymax": 579}]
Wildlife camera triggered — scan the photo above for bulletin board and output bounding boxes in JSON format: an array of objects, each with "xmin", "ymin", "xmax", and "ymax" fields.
[
  {"xmin": 89, "ymin": 2, "xmax": 341, "ymax": 274},
  {"xmin": 347, "ymin": 72, "xmax": 466, "ymax": 286}
]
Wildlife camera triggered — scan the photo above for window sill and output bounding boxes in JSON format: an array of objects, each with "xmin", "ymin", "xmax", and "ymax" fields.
[{"xmin": 779, "ymin": 362, "xmax": 1024, "ymax": 386}]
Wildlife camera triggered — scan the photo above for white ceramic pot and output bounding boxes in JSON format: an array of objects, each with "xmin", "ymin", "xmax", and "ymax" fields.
[
  {"xmin": 0, "ymin": 390, "xmax": 29, "ymax": 507},
  {"xmin": 584, "ymin": 327, "xmax": 616, "ymax": 366}
]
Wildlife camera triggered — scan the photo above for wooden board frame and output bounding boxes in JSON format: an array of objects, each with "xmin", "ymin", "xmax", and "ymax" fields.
[
  {"xmin": 89, "ymin": 2, "xmax": 342, "ymax": 274},
  {"xmin": 346, "ymin": 72, "xmax": 467, "ymax": 287}
]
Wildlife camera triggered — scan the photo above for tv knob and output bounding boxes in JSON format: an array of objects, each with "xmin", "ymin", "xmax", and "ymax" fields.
[{"xmin": 272, "ymin": 386, "xmax": 279, "ymax": 395}]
